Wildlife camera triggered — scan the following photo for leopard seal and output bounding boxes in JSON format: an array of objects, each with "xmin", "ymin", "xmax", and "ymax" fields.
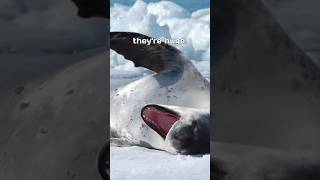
[{"xmin": 110, "ymin": 32, "xmax": 210, "ymax": 155}]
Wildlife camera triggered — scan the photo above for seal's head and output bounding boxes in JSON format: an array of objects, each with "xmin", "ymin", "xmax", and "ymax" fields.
[{"xmin": 141, "ymin": 104, "xmax": 210, "ymax": 155}]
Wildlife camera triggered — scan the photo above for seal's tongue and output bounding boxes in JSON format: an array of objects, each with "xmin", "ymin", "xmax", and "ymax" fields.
[{"xmin": 142, "ymin": 105, "xmax": 180, "ymax": 138}]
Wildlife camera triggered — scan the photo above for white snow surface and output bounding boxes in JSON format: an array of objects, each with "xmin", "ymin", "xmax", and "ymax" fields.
[
  {"xmin": 110, "ymin": 0, "xmax": 210, "ymax": 81},
  {"xmin": 110, "ymin": 146, "xmax": 210, "ymax": 180}
]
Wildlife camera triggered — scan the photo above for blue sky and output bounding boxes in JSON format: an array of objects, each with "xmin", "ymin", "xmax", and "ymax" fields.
[{"xmin": 110, "ymin": 0, "xmax": 210, "ymax": 12}]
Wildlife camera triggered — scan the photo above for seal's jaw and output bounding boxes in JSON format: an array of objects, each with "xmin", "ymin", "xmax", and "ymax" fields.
[{"xmin": 141, "ymin": 105, "xmax": 180, "ymax": 139}]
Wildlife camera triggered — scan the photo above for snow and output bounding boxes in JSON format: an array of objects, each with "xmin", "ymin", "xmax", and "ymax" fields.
[
  {"xmin": 110, "ymin": 0, "xmax": 210, "ymax": 82},
  {"xmin": 110, "ymin": 146, "xmax": 210, "ymax": 180},
  {"xmin": 110, "ymin": 1, "xmax": 210, "ymax": 179}
]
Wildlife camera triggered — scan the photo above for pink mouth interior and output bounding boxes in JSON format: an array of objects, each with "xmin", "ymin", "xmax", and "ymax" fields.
[{"xmin": 142, "ymin": 106, "xmax": 180, "ymax": 138}]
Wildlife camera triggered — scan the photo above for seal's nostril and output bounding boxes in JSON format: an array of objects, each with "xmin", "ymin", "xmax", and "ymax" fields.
[
  {"xmin": 192, "ymin": 121, "xmax": 197, "ymax": 127},
  {"xmin": 191, "ymin": 121, "xmax": 199, "ymax": 135}
]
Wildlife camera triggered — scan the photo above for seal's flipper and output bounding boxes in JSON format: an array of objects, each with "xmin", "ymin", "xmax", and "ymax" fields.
[
  {"xmin": 110, "ymin": 138, "xmax": 136, "ymax": 147},
  {"xmin": 110, "ymin": 32, "xmax": 182, "ymax": 73}
]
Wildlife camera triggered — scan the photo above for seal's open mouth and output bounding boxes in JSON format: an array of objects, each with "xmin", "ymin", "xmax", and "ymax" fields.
[{"xmin": 141, "ymin": 105, "xmax": 180, "ymax": 138}]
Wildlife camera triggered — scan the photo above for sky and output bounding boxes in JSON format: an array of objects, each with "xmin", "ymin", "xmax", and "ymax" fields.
[{"xmin": 110, "ymin": 0, "xmax": 210, "ymax": 12}]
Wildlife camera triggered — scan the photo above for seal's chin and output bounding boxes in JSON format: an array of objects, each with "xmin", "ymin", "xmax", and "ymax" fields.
[{"xmin": 141, "ymin": 105, "xmax": 180, "ymax": 138}]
